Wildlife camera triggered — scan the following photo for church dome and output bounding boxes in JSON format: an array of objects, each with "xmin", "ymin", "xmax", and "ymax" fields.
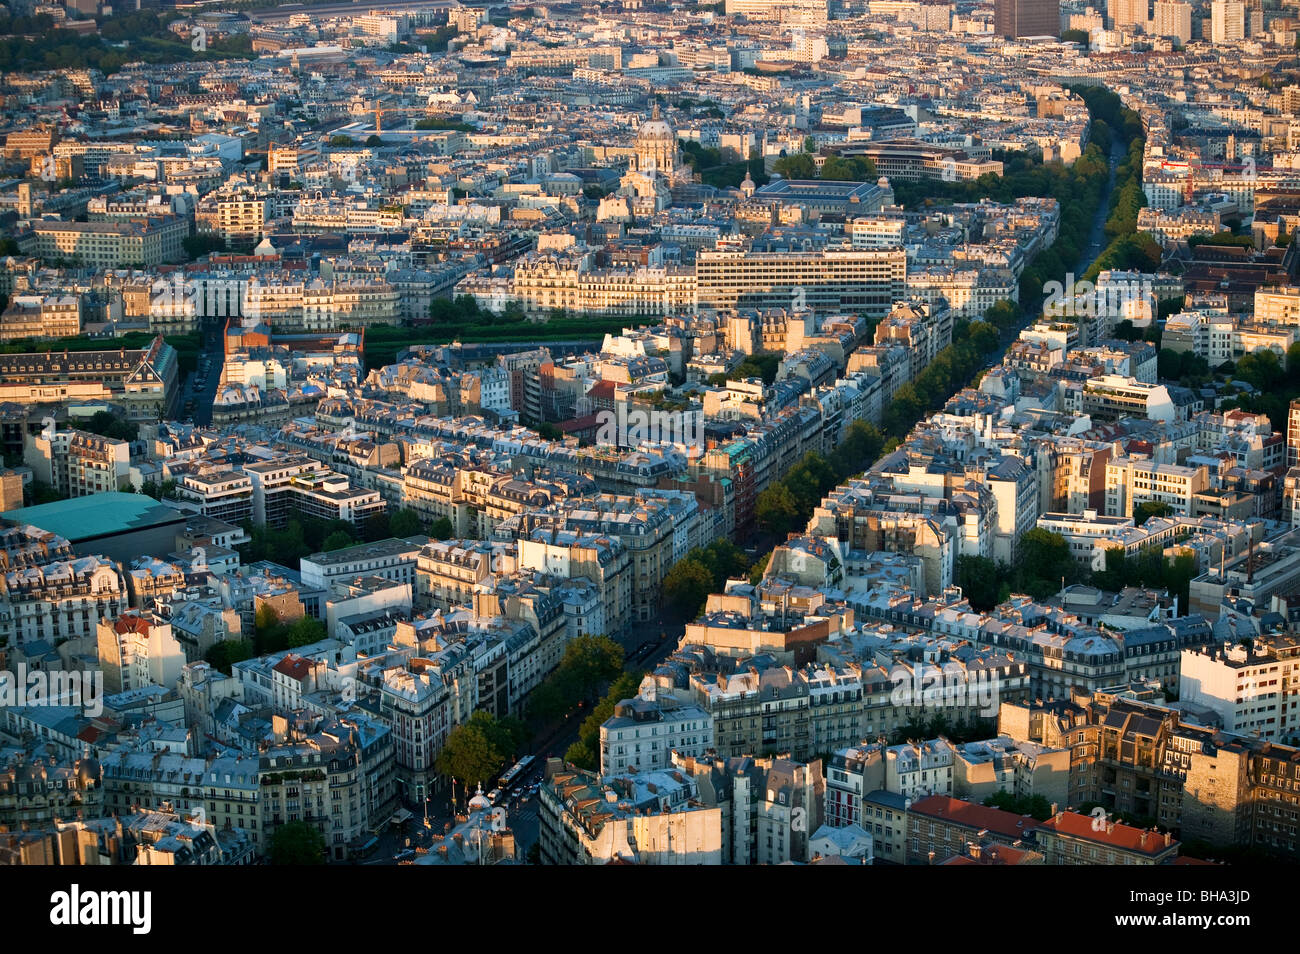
[{"xmin": 637, "ymin": 103, "xmax": 675, "ymax": 142}]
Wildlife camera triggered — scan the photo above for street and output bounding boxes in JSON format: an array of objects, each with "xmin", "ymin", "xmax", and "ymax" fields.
[{"xmin": 178, "ymin": 322, "xmax": 225, "ymax": 426}]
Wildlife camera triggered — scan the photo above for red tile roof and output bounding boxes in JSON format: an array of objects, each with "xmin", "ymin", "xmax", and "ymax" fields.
[
  {"xmin": 1040, "ymin": 811, "xmax": 1178, "ymax": 855},
  {"xmin": 908, "ymin": 796, "xmax": 1040, "ymax": 840}
]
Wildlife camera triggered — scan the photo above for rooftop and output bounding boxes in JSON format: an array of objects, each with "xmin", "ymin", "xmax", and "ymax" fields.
[{"xmin": 2, "ymin": 492, "xmax": 188, "ymax": 543}]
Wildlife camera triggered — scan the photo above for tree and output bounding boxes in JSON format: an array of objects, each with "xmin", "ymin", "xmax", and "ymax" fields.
[
  {"xmin": 1134, "ymin": 501, "xmax": 1174, "ymax": 526},
  {"xmin": 695, "ymin": 538, "xmax": 750, "ymax": 589},
  {"xmin": 557, "ymin": 635, "xmax": 624, "ymax": 704},
  {"xmin": 773, "ymin": 152, "xmax": 816, "ymax": 179},
  {"xmin": 1236, "ymin": 349, "xmax": 1285, "ymax": 394},
  {"xmin": 254, "ymin": 605, "xmax": 289, "ymax": 654},
  {"xmin": 270, "ymin": 820, "xmax": 326, "ymax": 865},
  {"xmin": 756, "ymin": 483, "xmax": 801, "ymax": 537},
  {"xmin": 389, "ymin": 508, "xmax": 423, "ymax": 538},
  {"xmin": 829, "ymin": 420, "xmax": 885, "ymax": 478},
  {"xmin": 329, "ymin": 135, "xmax": 356, "ymax": 147},
  {"xmin": 435, "ymin": 710, "xmax": 528, "ymax": 790},
  {"xmin": 733, "ymin": 351, "xmax": 781, "ymax": 385},
  {"xmin": 322, "ymin": 529, "xmax": 355, "ymax": 552},
  {"xmin": 956, "ymin": 555, "xmax": 1000, "ymax": 612},
  {"xmin": 204, "ymin": 637, "xmax": 253, "ymax": 675},
  {"xmin": 286, "ymin": 615, "xmax": 327, "ymax": 648},
  {"xmin": 83, "ymin": 410, "xmax": 137, "ymax": 442},
  {"xmin": 564, "ymin": 738, "xmax": 597, "ymax": 770},
  {"xmin": 364, "ymin": 134, "xmax": 384, "ymax": 146},
  {"xmin": 429, "ymin": 516, "xmax": 454, "ymax": 538},
  {"xmin": 1009, "ymin": 529, "xmax": 1080, "ymax": 600},
  {"xmin": 1112, "ymin": 319, "xmax": 1143, "ymax": 342},
  {"xmin": 661, "ymin": 558, "xmax": 713, "ymax": 619}
]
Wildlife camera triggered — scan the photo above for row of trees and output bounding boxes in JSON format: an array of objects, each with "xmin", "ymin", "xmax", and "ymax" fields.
[
  {"xmin": 881, "ymin": 318, "xmax": 1003, "ymax": 439},
  {"xmin": 0, "ymin": 11, "xmax": 256, "ymax": 74},
  {"xmin": 957, "ymin": 527, "xmax": 1199, "ymax": 616},
  {"xmin": 679, "ymin": 140, "xmax": 770, "ymax": 190},
  {"xmin": 562, "ymin": 670, "xmax": 645, "ymax": 771},
  {"xmin": 525, "ymin": 634, "xmax": 626, "ymax": 725},
  {"xmin": 770, "ymin": 149, "xmax": 880, "ymax": 184},
  {"xmin": 755, "ymin": 418, "xmax": 890, "ymax": 538},
  {"xmin": 956, "ymin": 528, "xmax": 1086, "ymax": 609},
  {"xmin": 236, "ymin": 507, "xmax": 426, "ymax": 570}
]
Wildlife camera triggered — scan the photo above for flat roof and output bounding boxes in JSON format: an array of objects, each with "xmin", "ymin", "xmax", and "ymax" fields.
[{"xmin": 2, "ymin": 492, "xmax": 188, "ymax": 543}]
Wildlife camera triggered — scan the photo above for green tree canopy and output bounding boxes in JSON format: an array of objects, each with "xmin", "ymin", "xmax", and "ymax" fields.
[
  {"xmin": 270, "ymin": 820, "xmax": 326, "ymax": 865},
  {"xmin": 434, "ymin": 710, "xmax": 529, "ymax": 790}
]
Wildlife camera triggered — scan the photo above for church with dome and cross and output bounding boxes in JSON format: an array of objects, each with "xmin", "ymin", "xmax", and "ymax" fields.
[{"xmin": 599, "ymin": 104, "xmax": 690, "ymax": 222}]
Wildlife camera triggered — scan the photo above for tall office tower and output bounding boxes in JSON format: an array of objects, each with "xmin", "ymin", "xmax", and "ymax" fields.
[
  {"xmin": 993, "ymin": 0, "xmax": 1060, "ymax": 36},
  {"xmin": 1210, "ymin": 0, "xmax": 1246, "ymax": 43},
  {"xmin": 1152, "ymin": 0, "xmax": 1191, "ymax": 43},
  {"xmin": 1108, "ymin": 0, "xmax": 1148, "ymax": 30}
]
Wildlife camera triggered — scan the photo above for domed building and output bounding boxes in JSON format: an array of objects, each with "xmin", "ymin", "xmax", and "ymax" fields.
[
  {"xmin": 632, "ymin": 103, "xmax": 681, "ymax": 178},
  {"xmin": 611, "ymin": 104, "xmax": 684, "ymax": 219}
]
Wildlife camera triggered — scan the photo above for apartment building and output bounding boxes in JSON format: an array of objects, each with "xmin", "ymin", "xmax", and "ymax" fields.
[
  {"xmin": 951, "ymin": 737, "xmax": 1071, "ymax": 806},
  {"xmin": 539, "ymin": 762, "xmax": 723, "ymax": 865},
  {"xmin": 838, "ymin": 139, "xmax": 1003, "ymax": 183},
  {"xmin": 1180, "ymin": 637, "xmax": 1300, "ymax": 741},
  {"xmin": 0, "ymin": 294, "xmax": 81, "ymax": 342},
  {"xmin": 1064, "ymin": 374, "xmax": 1197, "ymax": 423},
  {"xmin": 994, "ymin": 0, "xmax": 1059, "ymax": 37},
  {"xmin": 1210, "ymin": 0, "xmax": 1245, "ymax": 43},
  {"xmin": 30, "ymin": 217, "xmax": 187, "ymax": 268},
  {"xmin": 508, "ymin": 492, "xmax": 694, "ymax": 622},
  {"xmin": 0, "ymin": 336, "xmax": 178, "ymax": 419},
  {"xmin": 25, "ymin": 429, "xmax": 131, "ymax": 499},
  {"xmin": 517, "ymin": 530, "xmax": 633, "ymax": 634},
  {"xmin": 95, "ymin": 612, "xmax": 186, "ymax": 694},
  {"xmin": 873, "ymin": 299, "xmax": 954, "ymax": 379},
  {"xmin": 1037, "ymin": 810, "xmax": 1179, "ymax": 864},
  {"xmin": 300, "ymin": 537, "xmax": 421, "ymax": 592},
  {"xmin": 1104, "ymin": 456, "xmax": 1210, "ymax": 518},
  {"xmin": 696, "ymin": 247, "xmax": 907, "ymax": 316},
  {"xmin": 905, "ymin": 795, "xmax": 1040, "ymax": 864},
  {"xmin": 196, "ymin": 192, "xmax": 270, "ymax": 244},
  {"xmin": 242, "ymin": 456, "xmax": 385, "ymax": 529},
  {"xmin": 1152, "ymin": 0, "xmax": 1192, "ymax": 43},
  {"xmin": 598, "ymin": 691, "xmax": 714, "ymax": 776},
  {"xmin": 175, "ymin": 468, "xmax": 255, "ymax": 525},
  {"xmin": 481, "ymin": 257, "xmax": 698, "ymax": 319},
  {"xmin": 1, "ymin": 555, "xmax": 128, "ymax": 647}
]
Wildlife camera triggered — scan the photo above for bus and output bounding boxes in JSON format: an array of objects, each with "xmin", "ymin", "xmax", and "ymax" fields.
[{"xmin": 497, "ymin": 755, "xmax": 535, "ymax": 794}]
